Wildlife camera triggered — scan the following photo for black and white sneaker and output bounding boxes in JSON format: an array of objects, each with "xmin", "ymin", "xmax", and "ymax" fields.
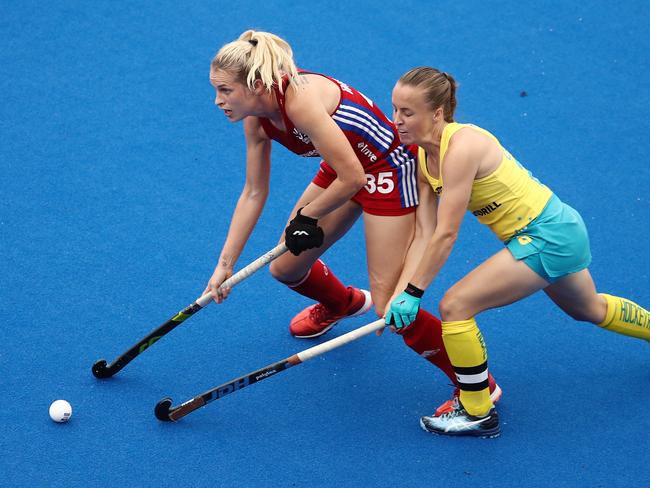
[{"xmin": 420, "ymin": 398, "xmax": 500, "ymax": 438}]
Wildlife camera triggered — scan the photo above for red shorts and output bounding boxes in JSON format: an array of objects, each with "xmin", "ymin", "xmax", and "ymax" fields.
[{"xmin": 312, "ymin": 145, "xmax": 419, "ymax": 216}]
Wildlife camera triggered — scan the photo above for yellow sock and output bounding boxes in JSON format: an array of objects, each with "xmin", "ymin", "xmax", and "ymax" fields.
[
  {"xmin": 441, "ymin": 318, "xmax": 493, "ymax": 416},
  {"xmin": 598, "ymin": 294, "xmax": 650, "ymax": 341}
]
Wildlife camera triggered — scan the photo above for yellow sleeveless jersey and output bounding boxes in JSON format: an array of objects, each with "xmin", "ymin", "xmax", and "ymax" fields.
[{"xmin": 418, "ymin": 122, "xmax": 552, "ymax": 241}]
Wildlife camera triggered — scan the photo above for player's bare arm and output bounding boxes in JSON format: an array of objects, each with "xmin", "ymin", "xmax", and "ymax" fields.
[
  {"xmin": 409, "ymin": 140, "xmax": 480, "ymax": 290},
  {"xmin": 390, "ymin": 167, "xmax": 438, "ymax": 304},
  {"xmin": 284, "ymin": 81, "xmax": 366, "ymax": 219},
  {"xmin": 205, "ymin": 117, "xmax": 272, "ymax": 301}
]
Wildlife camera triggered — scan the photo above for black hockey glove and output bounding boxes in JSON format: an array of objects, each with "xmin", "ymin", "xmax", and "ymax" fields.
[{"xmin": 284, "ymin": 208, "xmax": 324, "ymax": 256}]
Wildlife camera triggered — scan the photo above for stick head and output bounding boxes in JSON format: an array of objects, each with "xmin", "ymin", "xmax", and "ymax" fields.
[
  {"xmin": 155, "ymin": 398, "xmax": 174, "ymax": 421},
  {"xmin": 91, "ymin": 359, "xmax": 112, "ymax": 379}
]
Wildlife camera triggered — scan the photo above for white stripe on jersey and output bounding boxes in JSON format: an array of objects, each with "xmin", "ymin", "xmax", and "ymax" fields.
[
  {"xmin": 336, "ymin": 104, "xmax": 394, "ymax": 140},
  {"xmin": 403, "ymin": 161, "xmax": 416, "ymax": 207},
  {"xmin": 389, "ymin": 146, "xmax": 418, "ymax": 207},
  {"xmin": 409, "ymin": 159, "xmax": 419, "ymax": 206},
  {"xmin": 391, "ymin": 147, "xmax": 412, "ymax": 206},
  {"xmin": 335, "ymin": 110, "xmax": 394, "ymax": 147},
  {"xmin": 404, "ymin": 160, "xmax": 417, "ymax": 207},
  {"xmin": 332, "ymin": 114, "xmax": 392, "ymax": 151},
  {"xmin": 333, "ymin": 105, "xmax": 395, "ymax": 150}
]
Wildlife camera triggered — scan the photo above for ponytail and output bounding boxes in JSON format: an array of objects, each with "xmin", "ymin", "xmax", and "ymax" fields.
[{"xmin": 211, "ymin": 30, "xmax": 299, "ymax": 93}]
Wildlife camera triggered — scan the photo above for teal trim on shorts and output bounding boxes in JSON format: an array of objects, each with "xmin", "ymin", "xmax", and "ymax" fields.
[{"xmin": 505, "ymin": 194, "xmax": 592, "ymax": 283}]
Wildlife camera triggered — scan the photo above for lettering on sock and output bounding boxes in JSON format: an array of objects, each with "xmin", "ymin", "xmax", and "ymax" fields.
[
  {"xmin": 476, "ymin": 330, "xmax": 488, "ymax": 362},
  {"xmin": 619, "ymin": 300, "xmax": 649, "ymax": 329}
]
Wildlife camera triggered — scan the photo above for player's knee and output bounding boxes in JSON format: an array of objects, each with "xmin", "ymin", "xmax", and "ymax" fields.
[
  {"xmin": 269, "ymin": 260, "xmax": 304, "ymax": 284},
  {"xmin": 367, "ymin": 289, "xmax": 387, "ymax": 317},
  {"xmin": 268, "ymin": 261, "xmax": 284, "ymax": 280},
  {"xmin": 438, "ymin": 291, "xmax": 470, "ymax": 322},
  {"xmin": 366, "ymin": 281, "xmax": 391, "ymax": 317}
]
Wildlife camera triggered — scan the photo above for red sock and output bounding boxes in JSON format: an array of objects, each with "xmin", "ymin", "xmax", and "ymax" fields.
[
  {"xmin": 286, "ymin": 260, "xmax": 351, "ymax": 313},
  {"xmin": 398, "ymin": 309, "xmax": 457, "ymax": 385}
]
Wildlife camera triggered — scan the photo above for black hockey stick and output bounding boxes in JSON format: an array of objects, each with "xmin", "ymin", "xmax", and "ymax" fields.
[
  {"xmin": 155, "ymin": 318, "xmax": 385, "ymax": 421},
  {"xmin": 91, "ymin": 243, "xmax": 288, "ymax": 378}
]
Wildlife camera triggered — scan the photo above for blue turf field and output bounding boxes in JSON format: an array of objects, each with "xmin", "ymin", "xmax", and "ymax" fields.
[{"xmin": 2, "ymin": 1, "xmax": 649, "ymax": 486}]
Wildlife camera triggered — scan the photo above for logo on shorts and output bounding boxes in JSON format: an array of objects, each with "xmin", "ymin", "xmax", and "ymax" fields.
[
  {"xmin": 421, "ymin": 349, "xmax": 440, "ymax": 358},
  {"xmin": 517, "ymin": 235, "xmax": 532, "ymax": 245}
]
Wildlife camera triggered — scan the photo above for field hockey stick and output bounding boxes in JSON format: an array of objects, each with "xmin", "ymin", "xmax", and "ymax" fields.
[
  {"xmin": 154, "ymin": 318, "xmax": 385, "ymax": 421},
  {"xmin": 91, "ymin": 243, "xmax": 288, "ymax": 379}
]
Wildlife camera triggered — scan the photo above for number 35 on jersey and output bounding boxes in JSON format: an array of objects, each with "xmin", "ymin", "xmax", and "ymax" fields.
[{"xmin": 364, "ymin": 172, "xmax": 395, "ymax": 194}]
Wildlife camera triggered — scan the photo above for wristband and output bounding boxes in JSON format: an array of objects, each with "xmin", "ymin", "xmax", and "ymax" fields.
[{"xmin": 405, "ymin": 282, "xmax": 425, "ymax": 298}]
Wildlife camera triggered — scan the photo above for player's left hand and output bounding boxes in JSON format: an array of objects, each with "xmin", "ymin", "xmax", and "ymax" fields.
[
  {"xmin": 385, "ymin": 283, "xmax": 425, "ymax": 330},
  {"xmin": 284, "ymin": 208, "xmax": 324, "ymax": 256}
]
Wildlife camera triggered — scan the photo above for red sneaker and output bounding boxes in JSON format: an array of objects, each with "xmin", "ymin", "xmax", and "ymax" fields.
[
  {"xmin": 289, "ymin": 288, "xmax": 373, "ymax": 338},
  {"xmin": 434, "ymin": 373, "xmax": 503, "ymax": 417}
]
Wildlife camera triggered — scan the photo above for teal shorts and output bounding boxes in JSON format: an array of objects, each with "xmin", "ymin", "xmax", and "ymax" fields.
[{"xmin": 505, "ymin": 194, "xmax": 592, "ymax": 283}]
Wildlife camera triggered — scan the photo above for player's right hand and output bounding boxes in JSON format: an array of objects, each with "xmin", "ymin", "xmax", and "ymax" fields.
[
  {"xmin": 385, "ymin": 283, "xmax": 425, "ymax": 330},
  {"xmin": 204, "ymin": 266, "xmax": 233, "ymax": 304}
]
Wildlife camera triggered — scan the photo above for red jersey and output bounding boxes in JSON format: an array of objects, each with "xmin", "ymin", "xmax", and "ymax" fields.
[{"xmin": 259, "ymin": 71, "xmax": 418, "ymax": 215}]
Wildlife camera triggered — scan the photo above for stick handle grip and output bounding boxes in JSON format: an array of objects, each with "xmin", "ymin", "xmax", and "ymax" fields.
[{"xmin": 195, "ymin": 243, "xmax": 288, "ymax": 307}]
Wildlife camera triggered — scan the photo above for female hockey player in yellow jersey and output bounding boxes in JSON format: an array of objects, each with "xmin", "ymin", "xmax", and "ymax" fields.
[{"xmin": 386, "ymin": 66, "xmax": 649, "ymax": 438}]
